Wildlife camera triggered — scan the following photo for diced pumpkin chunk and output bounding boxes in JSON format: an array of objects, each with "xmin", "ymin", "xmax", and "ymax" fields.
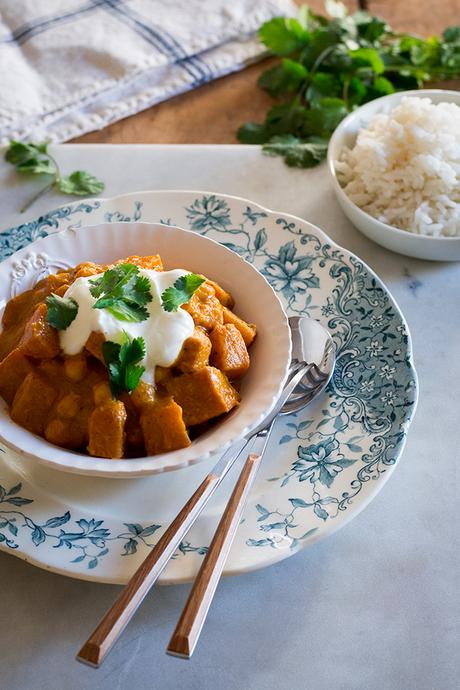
[
  {"xmin": 0, "ymin": 348, "xmax": 34, "ymax": 406},
  {"xmin": 119, "ymin": 392, "xmax": 144, "ymax": 452},
  {"xmin": 72, "ymin": 262, "xmax": 107, "ymax": 280},
  {"xmin": 2, "ymin": 287, "xmax": 43, "ymax": 330},
  {"xmin": 182, "ymin": 283, "xmax": 223, "ymax": 331},
  {"xmin": 18, "ymin": 303, "xmax": 60, "ymax": 359},
  {"xmin": 11, "ymin": 372, "xmax": 57, "ymax": 435},
  {"xmin": 44, "ymin": 272, "xmax": 72, "ymax": 293},
  {"xmin": 210, "ymin": 324, "xmax": 250, "ymax": 379},
  {"xmin": 130, "ymin": 381, "xmax": 156, "ymax": 409},
  {"xmin": 222, "ymin": 307, "xmax": 256, "ymax": 346},
  {"xmin": 204, "ymin": 279, "xmax": 234, "ymax": 308},
  {"xmin": 44, "ymin": 417, "xmax": 87, "ymax": 450},
  {"xmin": 155, "ymin": 366, "xmax": 174, "ymax": 385},
  {"xmin": 37, "ymin": 358, "xmax": 62, "ymax": 380},
  {"xmin": 166, "ymin": 366, "xmax": 239, "ymax": 426},
  {"xmin": 175, "ymin": 327, "xmax": 211, "ymax": 373},
  {"xmin": 88, "ymin": 400, "xmax": 127, "ymax": 459},
  {"xmin": 85, "ymin": 331, "xmax": 105, "ymax": 362},
  {"xmin": 112, "ymin": 255, "xmax": 163, "ymax": 271},
  {"xmin": 141, "ymin": 397, "xmax": 190, "ymax": 455}
]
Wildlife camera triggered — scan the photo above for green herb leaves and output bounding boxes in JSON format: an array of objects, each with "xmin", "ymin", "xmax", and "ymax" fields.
[
  {"xmin": 58, "ymin": 170, "xmax": 104, "ymax": 196},
  {"xmin": 45, "ymin": 294, "xmax": 79, "ymax": 330},
  {"xmin": 5, "ymin": 141, "xmax": 104, "ymax": 212},
  {"xmin": 237, "ymin": 3, "xmax": 460, "ymax": 167},
  {"xmin": 5, "ymin": 141, "xmax": 56, "ymax": 175},
  {"xmin": 258, "ymin": 17, "xmax": 310, "ymax": 55},
  {"xmin": 161, "ymin": 273, "xmax": 205, "ymax": 312},
  {"xmin": 89, "ymin": 263, "xmax": 153, "ymax": 322},
  {"xmin": 263, "ymin": 135, "xmax": 328, "ymax": 168},
  {"xmin": 102, "ymin": 335, "xmax": 146, "ymax": 397}
]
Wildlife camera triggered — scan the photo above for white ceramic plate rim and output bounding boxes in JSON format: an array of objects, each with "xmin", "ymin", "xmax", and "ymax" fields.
[{"xmin": 327, "ymin": 89, "xmax": 460, "ymax": 243}]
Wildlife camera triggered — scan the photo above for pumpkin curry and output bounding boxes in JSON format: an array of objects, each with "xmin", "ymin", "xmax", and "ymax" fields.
[{"xmin": 0, "ymin": 255, "xmax": 256, "ymax": 459}]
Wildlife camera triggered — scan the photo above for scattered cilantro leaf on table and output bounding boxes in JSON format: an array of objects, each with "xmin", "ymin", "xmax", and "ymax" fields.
[
  {"xmin": 102, "ymin": 335, "xmax": 146, "ymax": 397},
  {"xmin": 45, "ymin": 294, "xmax": 79, "ymax": 330},
  {"xmin": 58, "ymin": 170, "xmax": 104, "ymax": 196},
  {"xmin": 4, "ymin": 140, "xmax": 104, "ymax": 212},
  {"xmin": 161, "ymin": 273, "xmax": 206, "ymax": 312},
  {"xmin": 237, "ymin": 2, "xmax": 460, "ymax": 167},
  {"xmin": 263, "ymin": 134, "xmax": 328, "ymax": 167},
  {"xmin": 89, "ymin": 263, "xmax": 153, "ymax": 322}
]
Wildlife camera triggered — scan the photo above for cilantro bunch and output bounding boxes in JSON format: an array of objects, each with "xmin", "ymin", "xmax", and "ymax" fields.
[
  {"xmin": 237, "ymin": 1, "xmax": 460, "ymax": 167},
  {"xmin": 5, "ymin": 141, "xmax": 104, "ymax": 212}
]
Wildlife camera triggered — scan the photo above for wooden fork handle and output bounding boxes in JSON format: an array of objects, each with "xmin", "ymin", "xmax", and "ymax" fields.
[
  {"xmin": 167, "ymin": 452, "xmax": 263, "ymax": 659},
  {"xmin": 77, "ymin": 468, "xmax": 227, "ymax": 667}
]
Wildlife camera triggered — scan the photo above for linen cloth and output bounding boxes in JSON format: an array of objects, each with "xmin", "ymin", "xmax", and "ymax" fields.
[{"xmin": 0, "ymin": 0, "xmax": 295, "ymax": 144}]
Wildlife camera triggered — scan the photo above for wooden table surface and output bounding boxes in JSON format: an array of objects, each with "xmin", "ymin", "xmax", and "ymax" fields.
[{"xmin": 73, "ymin": 0, "xmax": 460, "ymax": 145}]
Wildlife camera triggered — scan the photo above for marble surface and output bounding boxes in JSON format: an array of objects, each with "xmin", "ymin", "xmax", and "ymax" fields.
[{"xmin": 0, "ymin": 145, "xmax": 458, "ymax": 690}]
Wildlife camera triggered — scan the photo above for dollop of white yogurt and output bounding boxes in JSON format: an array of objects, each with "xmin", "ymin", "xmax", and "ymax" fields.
[{"xmin": 60, "ymin": 269, "xmax": 195, "ymax": 383}]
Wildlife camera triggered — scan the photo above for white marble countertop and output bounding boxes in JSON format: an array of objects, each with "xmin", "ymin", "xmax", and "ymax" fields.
[{"xmin": 0, "ymin": 145, "xmax": 458, "ymax": 690}]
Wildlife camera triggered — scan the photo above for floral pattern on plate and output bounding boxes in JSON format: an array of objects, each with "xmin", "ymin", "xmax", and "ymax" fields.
[{"xmin": 0, "ymin": 191, "xmax": 417, "ymax": 583}]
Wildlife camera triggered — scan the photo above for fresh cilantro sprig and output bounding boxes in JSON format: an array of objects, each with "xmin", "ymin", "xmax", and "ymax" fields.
[
  {"xmin": 89, "ymin": 263, "xmax": 153, "ymax": 322},
  {"xmin": 5, "ymin": 141, "xmax": 104, "ymax": 212},
  {"xmin": 237, "ymin": 2, "xmax": 460, "ymax": 167},
  {"xmin": 45, "ymin": 294, "xmax": 79, "ymax": 330},
  {"xmin": 102, "ymin": 335, "xmax": 146, "ymax": 397},
  {"xmin": 161, "ymin": 273, "xmax": 205, "ymax": 312}
]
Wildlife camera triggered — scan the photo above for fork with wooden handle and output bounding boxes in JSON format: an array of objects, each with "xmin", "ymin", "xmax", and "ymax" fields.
[
  {"xmin": 167, "ymin": 421, "xmax": 274, "ymax": 659},
  {"xmin": 76, "ymin": 435, "xmax": 249, "ymax": 667},
  {"xmin": 166, "ymin": 352, "xmax": 333, "ymax": 658},
  {"xmin": 77, "ymin": 362, "xmax": 309, "ymax": 668}
]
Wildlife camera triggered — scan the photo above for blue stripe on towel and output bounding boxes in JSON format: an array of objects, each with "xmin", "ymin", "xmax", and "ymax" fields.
[
  {"xmin": 103, "ymin": 0, "xmax": 212, "ymax": 85},
  {"xmin": 1, "ymin": 0, "xmax": 216, "ymax": 87},
  {"xmin": 0, "ymin": 0, "xmax": 106, "ymax": 44}
]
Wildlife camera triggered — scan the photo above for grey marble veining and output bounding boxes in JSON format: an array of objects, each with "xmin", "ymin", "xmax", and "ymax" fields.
[{"xmin": 0, "ymin": 145, "xmax": 458, "ymax": 690}]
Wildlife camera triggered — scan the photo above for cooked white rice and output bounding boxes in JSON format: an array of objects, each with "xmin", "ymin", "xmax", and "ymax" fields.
[{"xmin": 336, "ymin": 96, "xmax": 460, "ymax": 237}]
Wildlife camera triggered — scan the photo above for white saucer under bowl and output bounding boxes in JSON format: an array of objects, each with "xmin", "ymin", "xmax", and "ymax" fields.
[{"xmin": 0, "ymin": 190, "xmax": 417, "ymax": 583}]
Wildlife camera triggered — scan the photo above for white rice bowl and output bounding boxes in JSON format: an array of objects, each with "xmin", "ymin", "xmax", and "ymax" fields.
[{"xmin": 336, "ymin": 96, "xmax": 460, "ymax": 237}]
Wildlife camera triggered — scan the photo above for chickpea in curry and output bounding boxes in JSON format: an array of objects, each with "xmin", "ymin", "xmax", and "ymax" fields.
[{"xmin": 0, "ymin": 255, "xmax": 256, "ymax": 459}]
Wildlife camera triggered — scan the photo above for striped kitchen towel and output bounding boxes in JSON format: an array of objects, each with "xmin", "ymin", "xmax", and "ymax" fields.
[{"xmin": 0, "ymin": 0, "xmax": 295, "ymax": 144}]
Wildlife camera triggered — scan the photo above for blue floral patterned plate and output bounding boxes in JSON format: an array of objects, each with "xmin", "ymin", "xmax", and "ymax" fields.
[{"xmin": 0, "ymin": 191, "xmax": 418, "ymax": 584}]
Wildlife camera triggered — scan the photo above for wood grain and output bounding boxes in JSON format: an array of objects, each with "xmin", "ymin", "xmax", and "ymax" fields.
[
  {"xmin": 72, "ymin": 0, "xmax": 460, "ymax": 146},
  {"xmin": 167, "ymin": 452, "xmax": 263, "ymax": 659},
  {"xmin": 77, "ymin": 472, "xmax": 221, "ymax": 667}
]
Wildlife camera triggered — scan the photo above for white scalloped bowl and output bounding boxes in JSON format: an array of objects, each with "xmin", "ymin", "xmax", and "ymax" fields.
[{"xmin": 0, "ymin": 222, "xmax": 291, "ymax": 477}]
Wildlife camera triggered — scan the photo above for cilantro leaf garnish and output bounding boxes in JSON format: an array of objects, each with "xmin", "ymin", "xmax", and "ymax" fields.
[
  {"xmin": 45, "ymin": 294, "xmax": 79, "ymax": 330},
  {"xmin": 4, "ymin": 141, "xmax": 104, "ymax": 213},
  {"xmin": 236, "ymin": 4, "xmax": 460, "ymax": 167},
  {"xmin": 161, "ymin": 273, "xmax": 206, "ymax": 312},
  {"xmin": 89, "ymin": 263, "xmax": 138, "ymax": 298},
  {"xmin": 89, "ymin": 263, "xmax": 152, "ymax": 322},
  {"xmin": 102, "ymin": 335, "xmax": 146, "ymax": 397}
]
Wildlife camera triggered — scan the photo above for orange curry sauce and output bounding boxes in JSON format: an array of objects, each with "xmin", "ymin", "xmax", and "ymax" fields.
[{"xmin": 0, "ymin": 255, "xmax": 256, "ymax": 459}]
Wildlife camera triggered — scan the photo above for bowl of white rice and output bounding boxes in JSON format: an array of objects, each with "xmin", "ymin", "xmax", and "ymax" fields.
[{"xmin": 328, "ymin": 89, "xmax": 460, "ymax": 261}]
